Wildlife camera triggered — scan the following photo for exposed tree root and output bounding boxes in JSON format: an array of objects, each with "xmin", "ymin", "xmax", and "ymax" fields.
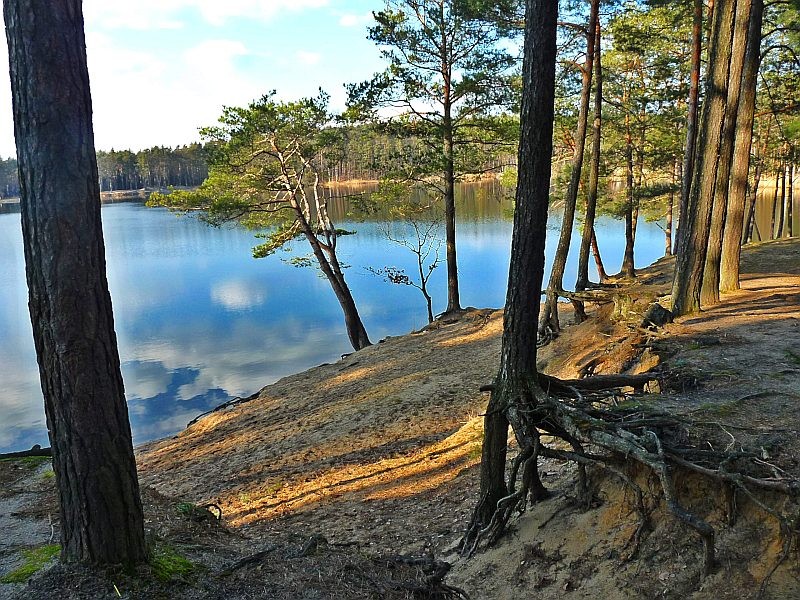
[{"xmin": 463, "ymin": 371, "xmax": 800, "ymax": 582}]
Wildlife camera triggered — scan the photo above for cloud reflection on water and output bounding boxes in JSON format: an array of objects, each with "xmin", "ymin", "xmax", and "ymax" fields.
[{"xmin": 0, "ymin": 188, "xmax": 668, "ymax": 453}]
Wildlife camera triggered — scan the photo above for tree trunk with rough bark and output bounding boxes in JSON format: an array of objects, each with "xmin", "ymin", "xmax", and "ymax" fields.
[
  {"xmin": 671, "ymin": 0, "xmax": 737, "ymax": 317},
  {"xmin": 467, "ymin": 0, "xmax": 558, "ymax": 535},
  {"xmin": 701, "ymin": 0, "xmax": 751, "ymax": 305},
  {"xmin": 539, "ymin": 0, "xmax": 598, "ymax": 336},
  {"xmin": 720, "ymin": 0, "xmax": 763, "ymax": 292},
  {"xmin": 577, "ymin": 15, "xmax": 603, "ymax": 292},
  {"xmin": 621, "ymin": 114, "xmax": 636, "ymax": 278},
  {"xmin": 443, "ymin": 39, "xmax": 461, "ymax": 314},
  {"xmin": 675, "ymin": 0, "xmax": 704, "ymax": 253},
  {"xmin": 4, "ymin": 0, "xmax": 146, "ymax": 565}
]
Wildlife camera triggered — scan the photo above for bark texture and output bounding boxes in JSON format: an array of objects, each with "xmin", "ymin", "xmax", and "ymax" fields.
[
  {"xmin": 720, "ymin": 0, "xmax": 764, "ymax": 292},
  {"xmin": 671, "ymin": 0, "xmax": 737, "ymax": 316},
  {"xmin": 701, "ymin": 0, "xmax": 751, "ymax": 305},
  {"xmin": 675, "ymin": 0, "xmax": 704, "ymax": 253},
  {"xmin": 4, "ymin": 0, "xmax": 146, "ymax": 565},
  {"xmin": 466, "ymin": 0, "xmax": 558, "ymax": 539},
  {"xmin": 539, "ymin": 0, "xmax": 598, "ymax": 336},
  {"xmin": 576, "ymin": 19, "xmax": 603, "ymax": 292}
]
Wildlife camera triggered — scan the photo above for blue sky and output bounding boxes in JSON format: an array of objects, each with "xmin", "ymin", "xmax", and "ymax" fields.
[{"xmin": 0, "ymin": 0, "xmax": 388, "ymax": 157}]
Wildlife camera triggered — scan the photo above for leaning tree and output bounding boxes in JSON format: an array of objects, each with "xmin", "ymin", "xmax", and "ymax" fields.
[
  {"xmin": 4, "ymin": 0, "xmax": 146, "ymax": 564},
  {"xmin": 151, "ymin": 92, "xmax": 372, "ymax": 351}
]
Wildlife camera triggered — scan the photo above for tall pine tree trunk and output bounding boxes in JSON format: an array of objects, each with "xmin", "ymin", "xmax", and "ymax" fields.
[
  {"xmin": 701, "ymin": 0, "xmax": 752, "ymax": 305},
  {"xmin": 576, "ymin": 15, "xmax": 604, "ymax": 292},
  {"xmin": 720, "ymin": 0, "xmax": 763, "ymax": 292},
  {"xmin": 540, "ymin": 0, "xmax": 599, "ymax": 336},
  {"xmin": 671, "ymin": 0, "xmax": 738, "ymax": 317},
  {"xmin": 467, "ymin": 0, "xmax": 558, "ymax": 535},
  {"xmin": 4, "ymin": 0, "xmax": 146, "ymax": 565},
  {"xmin": 676, "ymin": 0, "xmax": 704, "ymax": 253},
  {"xmin": 442, "ymin": 23, "xmax": 461, "ymax": 314},
  {"xmin": 621, "ymin": 109, "xmax": 636, "ymax": 278},
  {"xmin": 665, "ymin": 159, "xmax": 677, "ymax": 257},
  {"xmin": 771, "ymin": 168, "xmax": 780, "ymax": 239},
  {"xmin": 590, "ymin": 228, "xmax": 608, "ymax": 281}
]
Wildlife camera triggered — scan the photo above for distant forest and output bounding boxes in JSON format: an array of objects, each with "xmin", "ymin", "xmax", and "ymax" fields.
[{"xmin": 0, "ymin": 123, "xmax": 517, "ymax": 199}]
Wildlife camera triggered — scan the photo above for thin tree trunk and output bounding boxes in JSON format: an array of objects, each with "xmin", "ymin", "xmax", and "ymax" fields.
[
  {"xmin": 540, "ymin": 0, "xmax": 599, "ymax": 335},
  {"xmin": 720, "ymin": 0, "xmax": 764, "ymax": 291},
  {"xmin": 702, "ymin": 0, "xmax": 751, "ymax": 305},
  {"xmin": 621, "ymin": 108, "xmax": 636, "ymax": 278},
  {"xmin": 676, "ymin": 0, "xmax": 704, "ymax": 254},
  {"xmin": 469, "ymin": 0, "xmax": 558, "ymax": 533},
  {"xmin": 786, "ymin": 162, "xmax": 793, "ymax": 237},
  {"xmin": 665, "ymin": 159, "xmax": 677, "ymax": 257},
  {"xmin": 777, "ymin": 162, "xmax": 786, "ymax": 238},
  {"xmin": 301, "ymin": 221, "xmax": 371, "ymax": 351},
  {"xmin": 671, "ymin": 0, "xmax": 737, "ymax": 317},
  {"xmin": 590, "ymin": 228, "xmax": 608, "ymax": 281},
  {"xmin": 744, "ymin": 157, "xmax": 762, "ymax": 243},
  {"xmin": 771, "ymin": 168, "xmax": 780, "ymax": 239},
  {"xmin": 442, "ymin": 15, "xmax": 461, "ymax": 314},
  {"xmin": 4, "ymin": 0, "xmax": 146, "ymax": 565},
  {"xmin": 576, "ymin": 16, "xmax": 603, "ymax": 292}
]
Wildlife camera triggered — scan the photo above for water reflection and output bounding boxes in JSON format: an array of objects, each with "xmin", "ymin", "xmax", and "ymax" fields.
[
  {"xmin": 2, "ymin": 183, "xmax": 670, "ymax": 452},
  {"xmin": 751, "ymin": 182, "xmax": 799, "ymax": 242}
]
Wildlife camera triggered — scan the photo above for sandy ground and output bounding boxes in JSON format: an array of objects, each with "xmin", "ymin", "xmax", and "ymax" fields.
[{"xmin": 2, "ymin": 238, "xmax": 800, "ymax": 599}]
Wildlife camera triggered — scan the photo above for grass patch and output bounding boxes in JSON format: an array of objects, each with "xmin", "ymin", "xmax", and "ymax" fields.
[
  {"xmin": 150, "ymin": 543, "xmax": 194, "ymax": 582},
  {"xmin": 0, "ymin": 455, "xmax": 50, "ymax": 466},
  {"xmin": 466, "ymin": 443, "xmax": 482, "ymax": 461},
  {"xmin": 0, "ymin": 545, "xmax": 60, "ymax": 583}
]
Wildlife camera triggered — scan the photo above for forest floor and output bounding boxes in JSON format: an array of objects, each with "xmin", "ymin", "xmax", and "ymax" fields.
[{"xmin": 1, "ymin": 237, "xmax": 799, "ymax": 599}]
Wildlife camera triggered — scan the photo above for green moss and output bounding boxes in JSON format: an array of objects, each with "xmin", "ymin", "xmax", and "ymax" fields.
[
  {"xmin": 150, "ymin": 543, "xmax": 194, "ymax": 582},
  {"xmin": 0, "ymin": 545, "xmax": 60, "ymax": 583},
  {"xmin": 175, "ymin": 502, "xmax": 197, "ymax": 516}
]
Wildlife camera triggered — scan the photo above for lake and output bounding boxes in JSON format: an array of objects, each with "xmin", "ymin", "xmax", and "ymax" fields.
[{"xmin": 0, "ymin": 182, "xmax": 670, "ymax": 452}]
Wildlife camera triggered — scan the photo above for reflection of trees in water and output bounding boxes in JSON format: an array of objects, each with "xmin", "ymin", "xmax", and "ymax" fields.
[
  {"xmin": 325, "ymin": 181, "xmax": 511, "ymax": 223},
  {"xmin": 752, "ymin": 181, "xmax": 799, "ymax": 242}
]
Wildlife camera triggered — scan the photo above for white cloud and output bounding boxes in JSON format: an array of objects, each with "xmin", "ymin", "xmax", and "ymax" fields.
[
  {"xmin": 84, "ymin": 34, "xmax": 262, "ymax": 152},
  {"xmin": 338, "ymin": 13, "xmax": 372, "ymax": 28},
  {"xmin": 210, "ymin": 279, "xmax": 267, "ymax": 311},
  {"xmin": 296, "ymin": 51, "xmax": 322, "ymax": 66}
]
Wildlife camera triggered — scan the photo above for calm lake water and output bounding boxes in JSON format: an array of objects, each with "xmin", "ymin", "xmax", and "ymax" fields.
[{"xmin": 1, "ymin": 182, "xmax": 670, "ymax": 452}]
